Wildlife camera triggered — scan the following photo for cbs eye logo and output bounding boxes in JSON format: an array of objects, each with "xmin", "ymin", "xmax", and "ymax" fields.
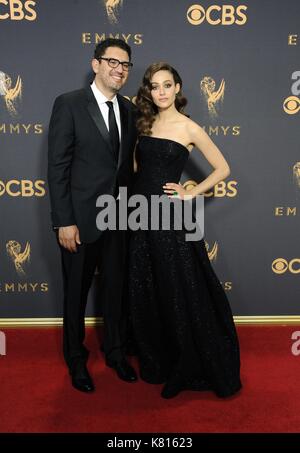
[
  {"xmin": 283, "ymin": 96, "xmax": 300, "ymax": 115},
  {"xmin": 272, "ymin": 258, "xmax": 300, "ymax": 274},
  {"xmin": 187, "ymin": 4, "xmax": 248, "ymax": 26},
  {"xmin": 0, "ymin": 0, "xmax": 37, "ymax": 21}
]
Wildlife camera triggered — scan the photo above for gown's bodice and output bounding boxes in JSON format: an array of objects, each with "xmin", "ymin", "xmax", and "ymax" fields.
[{"xmin": 133, "ymin": 136, "xmax": 190, "ymax": 196}]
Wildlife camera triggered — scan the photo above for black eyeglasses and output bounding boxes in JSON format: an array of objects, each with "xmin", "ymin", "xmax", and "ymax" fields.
[{"xmin": 98, "ymin": 57, "xmax": 133, "ymax": 71}]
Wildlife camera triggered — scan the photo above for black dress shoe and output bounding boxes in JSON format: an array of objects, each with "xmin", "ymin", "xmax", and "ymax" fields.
[
  {"xmin": 72, "ymin": 375, "xmax": 95, "ymax": 393},
  {"xmin": 161, "ymin": 382, "xmax": 181, "ymax": 399},
  {"xmin": 70, "ymin": 360, "xmax": 95, "ymax": 393},
  {"xmin": 125, "ymin": 339, "xmax": 138, "ymax": 357},
  {"xmin": 106, "ymin": 358, "xmax": 138, "ymax": 382}
]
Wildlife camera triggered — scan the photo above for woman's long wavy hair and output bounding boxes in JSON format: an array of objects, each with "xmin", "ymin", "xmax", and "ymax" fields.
[{"xmin": 136, "ymin": 62, "xmax": 188, "ymax": 136}]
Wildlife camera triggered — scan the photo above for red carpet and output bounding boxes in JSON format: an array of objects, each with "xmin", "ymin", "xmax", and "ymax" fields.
[{"xmin": 0, "ymin": 325, "xmax": 299, "ymax": 433}]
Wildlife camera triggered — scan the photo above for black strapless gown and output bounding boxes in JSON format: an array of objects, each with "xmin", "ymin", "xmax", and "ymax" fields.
[{"xmin": 128, "ymin": 136, "xmax": 241, "ymax": 398}]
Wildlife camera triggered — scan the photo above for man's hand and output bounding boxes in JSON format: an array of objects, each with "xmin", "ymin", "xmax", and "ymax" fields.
[{"xmin": 58, "ymin": 225, "xmax": 81, "ymax": 252}]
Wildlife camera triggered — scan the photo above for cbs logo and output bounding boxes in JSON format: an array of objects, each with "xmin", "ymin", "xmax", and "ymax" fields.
[
  {"xmin": 187, "ymin": 4, "xmax": 247, "ymax": 26},
  {"xmin": 0, "ymin": 180, "xmax": 45, "ymax": 197},
  {"xmin": 183, "ymin": 180, "xmax": 237, "ymax": 197},
  {"xmin": 206, "ymin": 181, "xmax": 237, "ymax": 197},
  {"xmin": 272, "ymin": 258, "xmax": 300, "ymax": 274},
  {"xmin": 0, "ymin": 0, "xmax": 37, "ymax": 21}
]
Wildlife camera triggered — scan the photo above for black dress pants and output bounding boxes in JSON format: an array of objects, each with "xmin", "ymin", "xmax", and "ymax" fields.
[{"xmin": 60, "ymin": 229, "xmax": 127, "ymax": 369}]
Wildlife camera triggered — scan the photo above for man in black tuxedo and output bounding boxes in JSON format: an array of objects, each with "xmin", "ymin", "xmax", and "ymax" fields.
[{"xmin": 48, "ymin": 38, "xmax": 137, "ymax": 392}]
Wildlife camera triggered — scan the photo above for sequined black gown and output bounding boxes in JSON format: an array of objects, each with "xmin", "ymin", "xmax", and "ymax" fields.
[{"xmin": 128, "ymin": 136, "xmax": 241, "ymax": 398}]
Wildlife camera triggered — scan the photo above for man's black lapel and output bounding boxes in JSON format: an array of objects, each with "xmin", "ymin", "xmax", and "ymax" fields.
[
  {"xmin": 117, "ymin": 94, "xmax": 129, "ymax": 170},
  {"xmin": 85, "ymin": 87, "xmax": 112, "ymax": 152}
]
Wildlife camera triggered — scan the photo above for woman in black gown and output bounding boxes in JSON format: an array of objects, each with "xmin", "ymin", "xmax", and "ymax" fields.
[{"xmin": 128, "ymin": 62, "xmax": 242, "ymax": 399}]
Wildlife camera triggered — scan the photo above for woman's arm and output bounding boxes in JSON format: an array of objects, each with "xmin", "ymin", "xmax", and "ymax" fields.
[
  {"xmin": 163, "ymin": 119, "xmax": 230, "ymax": 199},
  {"xmin": 187, "ymin": 121, "xmax": 230, "ymax": 197}
]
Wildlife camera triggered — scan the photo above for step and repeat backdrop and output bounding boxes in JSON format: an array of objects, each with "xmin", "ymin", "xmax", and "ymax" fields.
[{"xmin": 0, "ymin": 0, "xmax": 299, "ymax": 323}]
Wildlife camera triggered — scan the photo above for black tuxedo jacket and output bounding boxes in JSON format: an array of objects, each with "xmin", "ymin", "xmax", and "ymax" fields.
[{"xmin": 48, "ymin": 87, "xmax": 137, "ymax": 243}]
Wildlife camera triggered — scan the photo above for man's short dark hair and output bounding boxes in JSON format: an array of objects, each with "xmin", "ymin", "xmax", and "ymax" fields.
[{"xmin": 94, "ymin": 38, "xmax": 132, "ymax": 61}]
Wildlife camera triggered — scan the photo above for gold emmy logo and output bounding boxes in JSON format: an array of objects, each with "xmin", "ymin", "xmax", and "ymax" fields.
[
  {"xmin": 187, "ymin": 4, "xmax": 247, "ymax": 26},
  {"xmin": 293, "ymin": 162, "xmax": 300, "ymax": 189},
  {"xmin": 82, "ymin": 33, "xmax": 143, "ymax": 46},
  {"xmin": 0, "ymin": 123, "xmax": 43, "ymax": 134},
  {"xmin": 200, "ymin": 76, "xmax": 225, "ymax": 118},
  {"xmin": 202, "ymin": 125, "xmax": 240, "ymax": 136},
  {"xmin": 104, "ymin": 0, "xmax": 123, "ymax": 24},
  {"xmin": 205, "ymin": 241, "xmax": 218, "ymax": 261},
  {"xmin": 0, "ymin": 70, "xmax": 22, "ymax": 116},
  {"xmin": 283, "ymin": 95, "xmax": 300, "ymax": 115},
  {"xmin": 288, "ymin": 35, "xmax": 298, "ymax": 46},
  {"xmin": 6, "ymin": 240, "xmax": 30, "ymax": 277},
  {"xmin": 274, "ymin": 206, "xmax": 297, "ymax": 217},
  {"xmin": 0, "ymin": 282, "xmax": 48, "ymax": 293}
]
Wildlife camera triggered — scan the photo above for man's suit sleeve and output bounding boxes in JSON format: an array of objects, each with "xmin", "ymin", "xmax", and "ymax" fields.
[{"xmin": 48, "ymin": 95, "xmax": 76, "ymax": 228}]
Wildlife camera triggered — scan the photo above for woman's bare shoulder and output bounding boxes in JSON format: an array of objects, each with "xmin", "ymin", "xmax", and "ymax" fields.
[
  {"xmin": 173, "ymin": 113, "xmax": 200, "ymax": 128},
  {"xmin": 182, "ymin": 117, "xmax": 205, "ymax": 139}
]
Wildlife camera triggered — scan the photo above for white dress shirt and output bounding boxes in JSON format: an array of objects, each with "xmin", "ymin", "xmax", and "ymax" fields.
[{"xmin": 91, "ymin": 80, "xmax": 121, "ymax": 140}]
